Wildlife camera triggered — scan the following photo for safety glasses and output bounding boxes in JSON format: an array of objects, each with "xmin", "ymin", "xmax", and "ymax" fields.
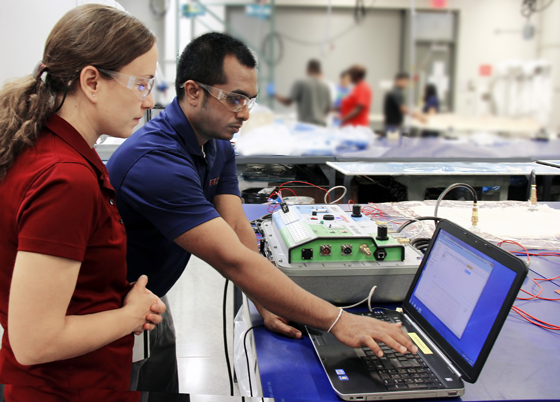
[
  {"xmin": 99, "ymin": 68, "xmax": 155, "ymax": 100},
  {"xmin": 180, "ymin": 81, "xmax": 256, "ymax": 113}
]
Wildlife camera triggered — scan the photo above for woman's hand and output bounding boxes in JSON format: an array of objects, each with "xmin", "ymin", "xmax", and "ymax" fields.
[{"xmin": 124, "ymin": 275, "xmax": 165, "ymax": 334}]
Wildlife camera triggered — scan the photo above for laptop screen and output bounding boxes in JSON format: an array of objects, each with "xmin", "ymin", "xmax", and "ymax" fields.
[{"xmin": 408, "ymin": 229, "xmax": 517, "ymax": 367}]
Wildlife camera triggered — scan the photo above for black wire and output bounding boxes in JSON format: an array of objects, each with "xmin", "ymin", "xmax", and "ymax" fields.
[
  {"xmin": 223, "ymin": 280, "xmax": 234, "ymax": 396},
  {"xmin": 354, "ymin": 0, "xmax": 366, "ymax": 23},
  {"xmin": 244, "ymin": 325, "xmax": 264, "ymax": 397},
  {"xmin": 260, "ymin": 32, "xmax": 284, "ymax": 66},
  {"xmin": 397, "ymin": 216, "xmax": 443, "ymax": 233},
  {"xmin": 410, "ymin": 237, "xmax": 432, "ymax": 254},
  {"xmin": 277, "ymin": 0, "xmax": 377, "ymax": 47},
  {"xmin": 521, "ymin": 0, "xmax": 555, "ymax": 18}
]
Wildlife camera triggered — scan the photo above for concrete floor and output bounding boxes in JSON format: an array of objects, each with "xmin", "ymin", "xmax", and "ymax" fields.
[{"xmin": 166, "ymin": 256, "xmax": 240, "ymax": 396}]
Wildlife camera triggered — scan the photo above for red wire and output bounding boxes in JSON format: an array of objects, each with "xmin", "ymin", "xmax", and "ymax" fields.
[
  {"xmin": 496, "ymin": 240, "xmax": 560, "ymax": 330},
  {"xmin": 497, "ymin": 240, "xmax": 531, "ymax": 265},
  {"xmin": 511, "ymin": 306, "xmax": 560, "ymax": 330}
]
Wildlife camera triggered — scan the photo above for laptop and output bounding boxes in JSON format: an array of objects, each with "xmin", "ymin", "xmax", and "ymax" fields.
[{"xmin": 307, "ymin": 219, "xmax": 528, "ymax": 401}]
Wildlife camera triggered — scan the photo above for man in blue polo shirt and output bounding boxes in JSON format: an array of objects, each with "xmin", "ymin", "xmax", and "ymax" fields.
[{"xmin": 108, "ymin": 33, "xmax": 416, "ymax": 394}]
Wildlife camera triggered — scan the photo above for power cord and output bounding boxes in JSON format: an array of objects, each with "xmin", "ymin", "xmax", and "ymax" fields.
[
  {"xmin": 434, "ymin": 183, "xmax": 478, "ymax": 226},
  {"xmin": 223, "ymin": 280, "xmax": 234, "ymax": 396},
  {"xmin": 244, "ymin": 325, "xmax": 265, "ymax": 397}
]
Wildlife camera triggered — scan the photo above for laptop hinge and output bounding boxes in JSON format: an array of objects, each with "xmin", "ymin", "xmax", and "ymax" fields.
[{"xmin": 403, "ymin": 313, "xmax": 463, "ymax": 379}]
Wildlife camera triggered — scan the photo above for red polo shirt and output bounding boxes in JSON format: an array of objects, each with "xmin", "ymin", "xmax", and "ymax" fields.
[
  {"xmin": 0, "ymin": 115, "xmax": 138, "ymax": 402},
  {"xmin": 341, "ymin": 80, "xmax": 372, "ymax": 127}
]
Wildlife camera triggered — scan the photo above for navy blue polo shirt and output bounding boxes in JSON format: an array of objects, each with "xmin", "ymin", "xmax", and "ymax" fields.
[{"xmin": 107, "ymin": 98, "xmax": 240, "ymax": 297}]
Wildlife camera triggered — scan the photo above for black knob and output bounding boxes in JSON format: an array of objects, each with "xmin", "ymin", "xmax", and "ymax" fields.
[
  {"xmin": 376, "ymin": 225, "xmax": 389, "ymax": 241},
  {"xmin": 351, "ymin": 204, "xmax": 362, "ymax": 217},
  {"xmin": 312, "ymin": 210, "xmax": 317, "ymax": 216},
  {"xmin": 324, "ymin": 214, "xmax": 335, "ymax": 220}
]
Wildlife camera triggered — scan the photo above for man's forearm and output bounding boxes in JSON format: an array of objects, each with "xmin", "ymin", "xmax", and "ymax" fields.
[{"xmin": 342, "ymin": 105, "xmax": 364, "ymax": 123}]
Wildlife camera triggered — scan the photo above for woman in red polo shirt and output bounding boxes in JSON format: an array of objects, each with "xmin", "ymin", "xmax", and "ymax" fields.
[
  {"xmin": 340, "ymin": 65, "xmax": 372, "ymax": 127},
  {"xmin": 0, "ymin": 4, "xmax": 165, "ymax": 401}
]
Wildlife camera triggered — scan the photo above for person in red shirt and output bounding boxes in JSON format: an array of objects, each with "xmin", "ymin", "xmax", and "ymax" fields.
[
  {"xmin": 340, "ymin": 65, "xmax": 372, "ymax": 127},
  {"xmin": 0, "ymin": 4, "xmax": 165, "ymax": 401}
]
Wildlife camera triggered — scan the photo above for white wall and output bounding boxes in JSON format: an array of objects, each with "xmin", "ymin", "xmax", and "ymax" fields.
[
  {"xmin": 0, "ymin": 0, "xmax": 77, "ymax": 85},
  {"xmin": 453, "ymin": 0, "xmax": 539, "ymax": 117},
  {"xmin": 0, "ymin": 1, "xmax": 139, "ymax": 87},
  {"xmin": 538, "ymin": 0, "xmax": 560, "ymax": 130}
]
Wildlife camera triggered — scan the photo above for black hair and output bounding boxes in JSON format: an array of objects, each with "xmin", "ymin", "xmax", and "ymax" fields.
[
  {"xmin": 424, "ymin": 83, "xmax": 438, "ymax": 103},
  {"xmin": 395, "ymin": 72, "xmax": 410, "ymax": 81},
  {"xmin": 348, "ymin": 65, "xmax": 366, "ymax": 83},
  {"xmin": 307, "ymin": 59, "xmax": 322, "ymax": 74},
  {"xmin": 175, "ymin": 32, "xmax": 257, "ymax": 101}
]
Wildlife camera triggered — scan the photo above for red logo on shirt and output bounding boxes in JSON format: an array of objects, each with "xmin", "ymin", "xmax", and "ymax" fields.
[{"xmin": 209, "ymin": 177, "xmax": 220, "ymax": 186}]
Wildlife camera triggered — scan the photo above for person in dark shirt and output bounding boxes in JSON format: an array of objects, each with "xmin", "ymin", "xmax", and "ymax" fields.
[
  {"xmin": 108, "ymin": 32, "xmax": 417, "ymax": 395},
  {"xmin": 383, "ymin": 72, "xmax": 426, "ymax": 135},
  {"xmin": 421, "ymin": 83, "xmax": 440, "ymax": 137},
  {"xmin": 423, "ymin": 83, "xmax": 440, "ymax": 114}
]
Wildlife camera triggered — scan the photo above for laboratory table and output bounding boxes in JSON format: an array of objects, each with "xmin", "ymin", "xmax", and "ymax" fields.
[
  {"xmin": 240, "ymin": 204, "xmax": 560, "ymax": 401},
  {"xmin": 326, "ymin": 161, "xmax": 560, "ymax": 203}
]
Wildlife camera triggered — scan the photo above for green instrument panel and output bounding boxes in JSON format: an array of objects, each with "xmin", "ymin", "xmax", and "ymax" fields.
[{"xmin": 280, "ymin": 223, "xmax": 404, "ymax": 263}]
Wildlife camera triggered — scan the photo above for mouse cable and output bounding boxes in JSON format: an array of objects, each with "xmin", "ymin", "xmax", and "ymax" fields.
[
  {"xmin": 244, "ymin": 325, "xmax": 265, "ymax": 397},
  {"xmin": 223, "ymin": 279, "xmax": 234, "ymax": 396}
]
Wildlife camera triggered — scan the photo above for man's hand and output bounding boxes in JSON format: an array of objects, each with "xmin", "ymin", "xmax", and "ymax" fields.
[
  {"xmin": 330, "ymin": 311, "xmax": 418, "ymax": 356},
  {"xmin": 257, "ymin": 306, "xmax": 302, "ymax": 339},
  {"xmin": 262, "ymin": 310, "xmax": 302, "ymax": 339}
]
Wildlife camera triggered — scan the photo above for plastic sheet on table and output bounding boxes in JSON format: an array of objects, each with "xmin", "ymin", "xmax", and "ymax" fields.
[{"xmin": 367, "ymin": 200, "xmax": 560, "ymax": 250}]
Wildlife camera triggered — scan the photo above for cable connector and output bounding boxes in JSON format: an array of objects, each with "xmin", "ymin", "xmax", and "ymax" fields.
[
  {"xmin": 530, "ymin": 184, "xmax": 537, "ymax": 206},
  {"xmin": 471, "ymin": 203, "xmax": 479, "ymax": 227},
  {"xmin": 359, "ymin": 244, "xmax": 372, "ymax": 256}
]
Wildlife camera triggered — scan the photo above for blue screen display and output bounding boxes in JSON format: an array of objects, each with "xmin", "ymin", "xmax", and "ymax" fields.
[{"xmin": 409, "ymin": 230, "xmax": 516, "ymax": 366}]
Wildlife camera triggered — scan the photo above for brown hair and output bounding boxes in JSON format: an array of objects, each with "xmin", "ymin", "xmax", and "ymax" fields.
[{"xmin": 0, "ymin": 4, "xmax": 156, "ymax": 180}]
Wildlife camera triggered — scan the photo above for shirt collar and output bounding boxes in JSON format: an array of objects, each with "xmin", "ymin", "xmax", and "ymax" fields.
[
  {"xmin": 166, "ymin": 97, "xmax": 215, "ymax": 159},
  {"xmin": 44, "ymin": 114, "xmax": 111, "ymax": 188}
]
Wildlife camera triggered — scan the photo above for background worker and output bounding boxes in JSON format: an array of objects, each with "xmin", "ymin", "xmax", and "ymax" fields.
[
  {"xmin": 0, "ymin": 4, "xmax": 165, "ymax": 401},
  {"xmin": 108, "ymin": 33, "xmax": 417, "ymax": 395},
  {"xmin": 421, "ymin": 83, "xmax": 440, "ymax": 137},
  {"xmin": 334, "ymin": 70, "xmax": 351, "ymax": 110},
  {"xmin": 340, "ymin": 64, "xmax": 372, "ymax": 127},
  {"xmin": 383, "ymin": 72, "xmax": 427, "ymax": 135},
  {"xmin": 270, "ymin": 59, "xmax": 332, "ymax": 126}
]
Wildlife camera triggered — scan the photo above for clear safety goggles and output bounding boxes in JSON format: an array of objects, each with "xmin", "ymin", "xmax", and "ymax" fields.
[
  {"xmin": 99, "ymin": 68, "xmax": 155, "ymax": 100},
  {"xmin": 181, "ymin": 81, "xmax": 256, "ymax": 113}
]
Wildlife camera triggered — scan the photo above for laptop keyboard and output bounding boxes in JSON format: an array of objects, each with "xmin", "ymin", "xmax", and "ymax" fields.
[{"xmin": 360, "ymin": 311, "xmax": 444, "ymax": 391}]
